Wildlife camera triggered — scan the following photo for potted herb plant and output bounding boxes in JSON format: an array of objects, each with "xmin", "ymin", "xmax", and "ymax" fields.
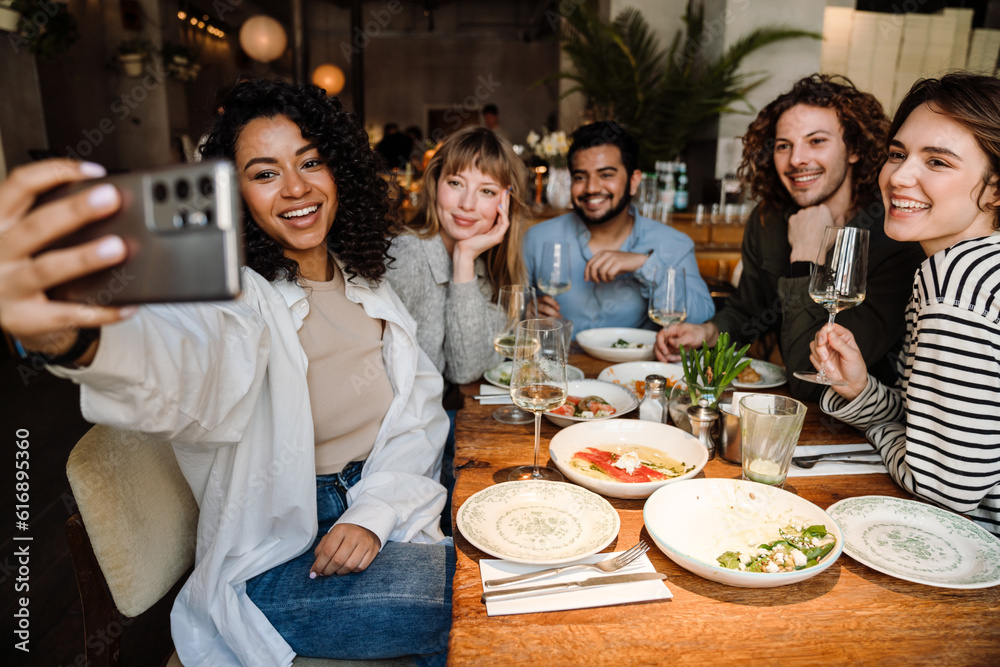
[
  {"xmin": 7, "ymin": 0, "xmax": 79, "ymax": 59},
  {"xmin": 668, "ymin": 332, "xmax": 751, "ymax": 432}
]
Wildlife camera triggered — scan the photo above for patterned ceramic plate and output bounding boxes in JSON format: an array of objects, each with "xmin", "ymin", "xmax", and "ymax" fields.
[
  {"xmin": 732, "ymin": 359, "xmax": 787, "ymax": 389},
  {"xmin": 827, "ymin": 496, "xmax": 1000, "ymax": 589},
  {"xmin": 483, "ymin": 361, "xmax": 585, "ymax": 390},
  {"xmin": 456, "ymin": 480, "xmax": 620, "ymax": 564}
]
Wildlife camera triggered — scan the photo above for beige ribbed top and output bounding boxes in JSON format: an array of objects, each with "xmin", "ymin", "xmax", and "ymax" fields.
[{"xmin": 298, "ymin": 264, "xmax": 393, "ymax": 475}]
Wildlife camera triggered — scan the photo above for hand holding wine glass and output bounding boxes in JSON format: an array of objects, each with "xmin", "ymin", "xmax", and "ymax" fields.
[
  {"xmin": 793, "ymin": 226, "xmax": 869, "ymax": 386},
  {"xmin": 508, "ymin": 318, "xmax": 567, "ymax": 481},
  {"xmin": 492, "ymin": 285, "xmax": 538, "ymax": 424},
  {"xmin": 648, "ymin": 266, "xmax": 687, "ymax": 327}
]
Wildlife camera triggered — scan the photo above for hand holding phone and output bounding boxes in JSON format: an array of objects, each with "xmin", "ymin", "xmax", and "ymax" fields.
[{"xmin": 40, "ymin": 160, "xmax": 244, "ymax": 305}]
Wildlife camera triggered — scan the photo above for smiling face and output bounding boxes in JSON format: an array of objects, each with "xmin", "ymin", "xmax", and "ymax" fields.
[
  {"xmin": 773, "ymin": 104, "xmax": 858, "ymax": 214},
  {"xmin": 435, "ymin": 165, "xmax": 504, "ymax": 252},
  {"xmin": 235, "ymin": 115, "xmax": 338, "ymax": 279},
  {"xmin": 880, "ymin": 103, "xmax": 997, "ymax": 257},
  {"xmin": 569, "ymin": 145, "xmax": 642, "ymax": 226}
]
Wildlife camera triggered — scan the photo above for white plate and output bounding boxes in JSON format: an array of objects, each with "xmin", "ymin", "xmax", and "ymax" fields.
[
  {"xmin": 549, "ymin": 420, "xmax": 708, "ymax": 499},
  {"xmin": 732, "ymin": 359, "xmax": 786, "ymax": 389},
  {"xmin": 826, "ymin": 496, "xmax": 1000, "ymax": 589},
  {"xmin": 644, "ymin": 478, "xmax": 844, "ymax": 588},
  {"xmin": 576, "ymin": 327, "xmax": 657, "ymax": 363},
  {"xmin": 456, "ymin": 480, "xmax": 620, "ymax": 564},
  {"xmin": 543, "ymin": 379, "xmax": 639, "ymax": 428},
  {"xmin": 597, "ymin": 361, "xmax": 684, "ymax": 398},
  {"xmin": 484, "ymin": 361, "xmax": 585, "ymax": 390}
]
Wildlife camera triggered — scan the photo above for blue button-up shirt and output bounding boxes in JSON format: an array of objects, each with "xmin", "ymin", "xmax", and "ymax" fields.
[{"xmin": 524, "ymin": 208, "xmax": 714, "ymax": 333}]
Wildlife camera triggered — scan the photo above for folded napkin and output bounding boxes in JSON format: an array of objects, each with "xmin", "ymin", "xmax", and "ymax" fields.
[
  {"xmin": 477, "ymin": 384, "xmax": 512, "ymax": 405},
  {"xmin": 479, "ymin": 552, "xmax": 671, "ymax": 617},
  {"xmin": 785, "ymin": 443, "xmax": 888, "ymax": 477}
]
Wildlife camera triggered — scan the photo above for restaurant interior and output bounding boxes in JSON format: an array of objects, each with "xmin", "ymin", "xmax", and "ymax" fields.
[{"xmin": 1, "ymin": 1, "xmax": 999, "ymax": 665}]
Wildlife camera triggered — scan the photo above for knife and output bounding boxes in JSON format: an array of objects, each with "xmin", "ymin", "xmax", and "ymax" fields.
[
  {"xmin": 791, "ymin": 448, "xmax": 875, "ymax": 462},
  {"xmin": 481, "ymin": 572, "xmax": 666, "ymax": 602}
]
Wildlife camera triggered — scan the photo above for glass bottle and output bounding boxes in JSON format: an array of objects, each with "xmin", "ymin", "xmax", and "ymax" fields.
[{"xmin": 638, "ymin": 374, "xmax": 668, "ymax": 423}]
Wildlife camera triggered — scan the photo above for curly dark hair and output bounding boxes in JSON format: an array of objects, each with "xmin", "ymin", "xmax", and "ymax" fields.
[
  {"xmin": 737, "ymin": 74, "xmax": 889, "ymax": 217},
  {"xmin": 200, "ymin": 78, "xmax": 396, "ymax": 283},
  {"xmin": 890, "ymin": 72, "xmax": 1000, "ymax": 230}
]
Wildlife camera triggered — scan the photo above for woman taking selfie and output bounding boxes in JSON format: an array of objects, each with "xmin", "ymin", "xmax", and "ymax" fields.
[
  {"xmin": 386, "ymin": 125, "xmax": 528, "ymax": 385},
  {"xmin": 810, "ymin": 72, "xmax": 1000, "ymax": 537},
  {"xmin": 0, "ymin": 79, "xmax": 452, "ymax": 666}
]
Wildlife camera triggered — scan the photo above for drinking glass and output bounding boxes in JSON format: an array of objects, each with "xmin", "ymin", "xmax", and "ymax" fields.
[
  {"xmin": 537, "ymin": 242, "xmax": 571, "ymax": 298},
  {"xmin": 740, "ymin": 394, "xmax": 807, "ymax": 488},
  {"xmin": 508, "ymin": 318, "xmax": 567, "ymax": 481},
  {"xmin": 648, "ymin": 266, "xmax": 687, "ymax": 327},
  {"xmin": 793, "ymin": 226, "xmax": 869, "ymax": 386},
  {"xmin": 492, "ymin": 285, "xmax": 537, "ymax": 424}
]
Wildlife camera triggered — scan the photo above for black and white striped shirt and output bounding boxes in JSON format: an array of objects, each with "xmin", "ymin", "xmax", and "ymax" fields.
[{"xmin": 821, "ymin": 232, "xmax": 1000, "ymax": 536}]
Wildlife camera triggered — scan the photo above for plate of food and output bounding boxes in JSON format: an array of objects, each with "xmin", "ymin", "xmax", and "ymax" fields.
[
  {"xmin": 576, "ymin": 327, "xmax": 657, "ymax": 363},
  {"xmin": 543, "ymin": 379, "xmax": 639, "ymax": 428},
  {"xmin": 732, "ymin": 359, "xmax": 786, "ymax": 389},
  {"xmin": 826, "ymin": 496, "xmax": 1000, "ymax": 589},
  {"xmin": 549, "ymin": 420, "xmax": 708, "ymax": 499},
  {"xmin": 597, "ymin": 361, "xmax": 684, "ymax": 399},
  {"xmin": 484, "ymin": 361, "xmax": 585, "ymax": 390},
  {"xmin": 644, "ymin": 478, "xmax": 843, "ymax": 587},
  {"xmin": 456, "ymin": 480, "xmax": 620, "ymax": 564}
]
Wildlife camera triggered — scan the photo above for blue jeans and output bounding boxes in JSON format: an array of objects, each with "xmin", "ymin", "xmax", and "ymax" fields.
[{"xmin": 246, "ymin": 462, "xmax": 454, "ymax": 666}]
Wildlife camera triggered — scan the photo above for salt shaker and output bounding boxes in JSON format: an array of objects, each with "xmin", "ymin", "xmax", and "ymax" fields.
[
  {"xmin": 687, "ymin": 396, "xmax": 718, "ymax": 460},
  {"xmin": 638, "ymin": 374, "xmax": 668, "ymax": 424}
]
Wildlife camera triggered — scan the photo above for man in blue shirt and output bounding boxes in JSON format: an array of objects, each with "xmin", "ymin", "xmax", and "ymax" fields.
[{"xmin": 524, "ymin": 121, "xmax": 714, "ymax": 333}]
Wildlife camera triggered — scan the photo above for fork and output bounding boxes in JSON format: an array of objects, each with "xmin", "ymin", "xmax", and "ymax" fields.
[
  {"xmin": 792, "ymin": 456, "xmax": 883, "ymax": 469},
  {"xmin": 484, "ymin": 541, "xmax": 649, "ymax": 588}
]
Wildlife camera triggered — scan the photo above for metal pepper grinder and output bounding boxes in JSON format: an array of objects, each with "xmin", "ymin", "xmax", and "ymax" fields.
[{"xmin": 687, "ymin": 397, "xmax": 718, "ymax": 460}]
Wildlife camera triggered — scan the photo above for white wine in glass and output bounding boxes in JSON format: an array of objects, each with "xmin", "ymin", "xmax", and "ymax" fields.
[
  {"xmin": 648, "ymin": 266, "xmax": 687, "ymax": 327},
  {"xmin": 508, "ymin": 318, "xmax": 567, "ymax": 482},
  {"xmin": 794, "ymin": 226, "xmax": 869, "ymax": 386},
  {"xmin": 491, "ymin": 285, "xmax": 537, "ymax": 424},
  {"xmin": 537, "ymin": 241, "xmax": 571, "ymax": 297}
]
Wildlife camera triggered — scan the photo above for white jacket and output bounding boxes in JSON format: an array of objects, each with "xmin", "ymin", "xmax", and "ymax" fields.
[{"xmin": 53, "ymin": 264, "xmax": 449, "ymax": 667}]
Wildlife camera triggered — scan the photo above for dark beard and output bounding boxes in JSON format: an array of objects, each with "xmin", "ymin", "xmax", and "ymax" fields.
[{"xmin": 572, "ymin": 189, "xmax": 632, "ymax": 226}]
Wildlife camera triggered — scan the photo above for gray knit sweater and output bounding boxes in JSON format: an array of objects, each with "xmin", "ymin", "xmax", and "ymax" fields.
[{"xmin": 387, "ymin": 232, "xmax": 502, "ymax": 385}]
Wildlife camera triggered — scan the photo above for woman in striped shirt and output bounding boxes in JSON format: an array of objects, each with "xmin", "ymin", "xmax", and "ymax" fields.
[{"xmin": 810, "ymin": 72, "xmax": 1000, "ymax": 536}]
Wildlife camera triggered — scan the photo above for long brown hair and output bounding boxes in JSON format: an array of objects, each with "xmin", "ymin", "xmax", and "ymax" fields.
[
  {"xmin": 890, "ymin": 72, "xmax": 1000, "ymax": 229},
  {"xmin": 407, "ymin": 126, "xmax": 528, "ymax": 295},
  {"xmin": 738, "ymin": 74, "xmax": 889, "ymax": 218}
]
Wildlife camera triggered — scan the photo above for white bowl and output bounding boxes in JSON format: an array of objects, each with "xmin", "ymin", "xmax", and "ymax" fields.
[
  {"xmin": 549, "ymin": 420, "xmax": 708, "ymax": 499},
  {"xmin": 643, "ymin": 478, "xmax": 844, "ymax": 588},
  {"xmin": 484, "ymin": 361, "xmax": 584, "ymax": 390},
  {"xmin": 543, "ymin": 379, "xmax": 638, "ymax": 428},
  {"xmin": 597, "ymin": 361, "xmax": 685, "ymax": 398},
  {"xmin": 576, "ymin": 327, "xmax": 657, "ymax": 363}
]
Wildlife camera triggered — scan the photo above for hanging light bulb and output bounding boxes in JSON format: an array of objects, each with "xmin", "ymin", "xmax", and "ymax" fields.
[
  {"xmin": 311, "ymin": 64, "xmax": 346, "ymax": 96},
  {"xmin": 239, "ymin": 15, "xmax": 287, "ymax": 63}
]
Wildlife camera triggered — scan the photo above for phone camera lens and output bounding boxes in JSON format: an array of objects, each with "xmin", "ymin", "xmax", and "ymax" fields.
[
  {"xmin": 175, "ymin": 179, "xmax": 190, "ymax": 200},
  {"xmin": 154, "ymin": 182, "xmax": 169, "ymax": 202},
  {"xmin": 198, "ymin": 176, "xmax": 214, "ymax": 197}
]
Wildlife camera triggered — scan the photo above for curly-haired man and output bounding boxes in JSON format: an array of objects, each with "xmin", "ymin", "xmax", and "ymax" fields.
[{"xmin": 655, "ymin": 74, "xmax": 925, "ymax": 401}]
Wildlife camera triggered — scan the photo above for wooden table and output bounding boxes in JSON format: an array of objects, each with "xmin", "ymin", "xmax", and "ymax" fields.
[{"xmin": 448, "ymin": 352, "xmax": 1000, "ymax": 665}]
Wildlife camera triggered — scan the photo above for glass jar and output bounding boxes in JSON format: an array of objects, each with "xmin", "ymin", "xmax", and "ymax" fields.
[
  {"xmin": 667, "ymin": 382, "xmax": 732, "ymax": 433},
  {"xmin": 638, "ymin": 374, "xmax": 668, "ymax": 423}
]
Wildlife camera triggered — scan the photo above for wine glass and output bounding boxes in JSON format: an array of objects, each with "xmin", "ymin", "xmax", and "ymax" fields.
[
  {"xmin": 648, "ymin": 266, "xmax": 687, "ymax": 327},
  {"xmin": 507, "ymin": 318, "xmax": 567, "ymax": 481},
  {"xmin": 793, "ymin": 226, "xmax": 869, "ymax": 385},
  {"xmin": 538, "ymin": 242, "xmax": 571, "ymax": 298},
  {"xmin": 492, "ymin": 285, "xmax": 537, "ymax": 424}
]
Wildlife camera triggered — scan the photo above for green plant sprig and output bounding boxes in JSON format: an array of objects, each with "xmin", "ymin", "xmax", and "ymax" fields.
[{"xmin": 679, "ymin": 332, "xmax": 751, "ymax": 409}]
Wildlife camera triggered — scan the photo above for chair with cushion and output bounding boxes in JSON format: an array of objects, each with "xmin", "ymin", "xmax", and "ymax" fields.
[{"xmin": 65, "ymin": 424, "xmax": 412, "ymax": 666}]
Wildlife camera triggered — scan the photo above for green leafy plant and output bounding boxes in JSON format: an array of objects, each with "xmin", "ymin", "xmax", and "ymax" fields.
[
  {"xmin": 548, "ymin": 0, "xmax": 820, "ymax": 169},
  {"xmin": 679, "ymin": 332, "xmax": 751, "ymax": 409},
  {"xmin": 9, "ymin": 0, "xmax": 79, "ymax": 59}
]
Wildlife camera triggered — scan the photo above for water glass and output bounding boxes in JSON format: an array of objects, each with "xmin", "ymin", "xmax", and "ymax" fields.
[{"xmin": 739, "ymin": 394, "xmax": 807, "ymax": 488}]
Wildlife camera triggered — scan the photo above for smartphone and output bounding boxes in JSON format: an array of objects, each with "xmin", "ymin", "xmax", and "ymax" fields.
[{"xmin": 40, "ymin": 160, "xmax": 244, "ymax": 305}]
